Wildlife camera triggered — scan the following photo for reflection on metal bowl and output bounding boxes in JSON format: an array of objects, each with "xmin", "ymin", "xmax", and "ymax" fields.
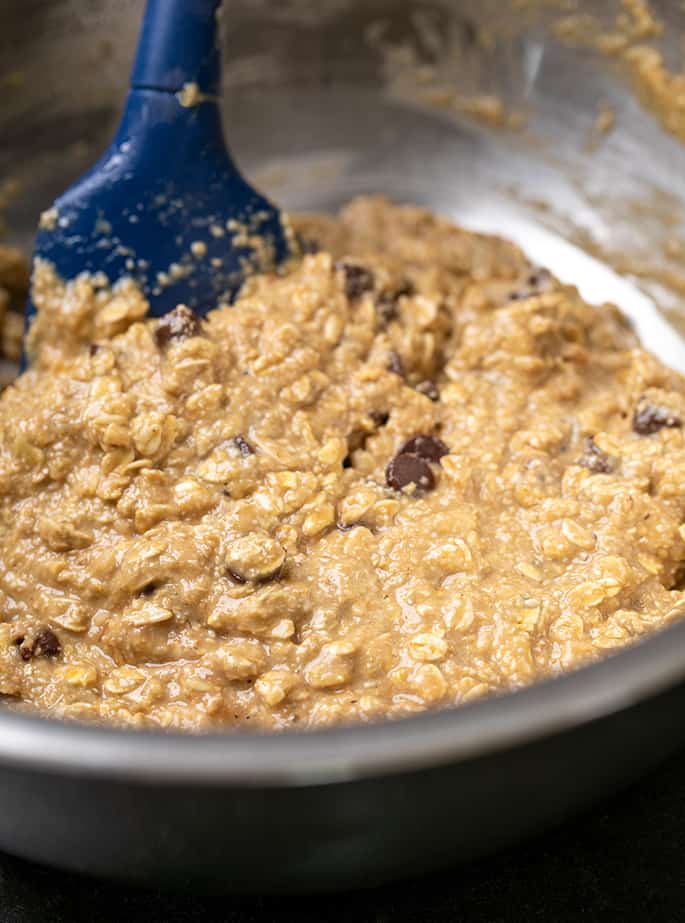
[{"xmin": 0, "ymin": 0, "xmax": 685, "ymax": 893}]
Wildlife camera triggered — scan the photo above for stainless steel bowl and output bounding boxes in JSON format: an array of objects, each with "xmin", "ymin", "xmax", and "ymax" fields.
[{"xmin": 1, "ymin": 0, "xmax": 685, "ymax": 893}]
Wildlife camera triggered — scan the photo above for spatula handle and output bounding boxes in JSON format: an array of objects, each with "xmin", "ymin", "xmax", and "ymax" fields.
[{"xmin": 130, "ymin": 0, "xmax": 223, "ymax": 96}]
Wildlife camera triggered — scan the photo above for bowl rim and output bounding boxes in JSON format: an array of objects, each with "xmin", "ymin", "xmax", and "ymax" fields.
[{"xmin": 0, "ymin": 615, "xmax": 684, "ymax": 787}]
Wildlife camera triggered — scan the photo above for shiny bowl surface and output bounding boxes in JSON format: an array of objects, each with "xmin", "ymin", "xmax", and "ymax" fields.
[{"xmin": 1, "ymin": 0, "xmax": 685, "ymax": 892}]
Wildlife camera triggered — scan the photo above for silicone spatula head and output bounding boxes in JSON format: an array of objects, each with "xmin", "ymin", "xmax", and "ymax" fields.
[{"xmin": 25, "ymin": 0, "xmax": 290, "ymax": 343}]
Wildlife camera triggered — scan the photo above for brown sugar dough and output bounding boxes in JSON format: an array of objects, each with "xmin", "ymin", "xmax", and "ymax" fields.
[{"xmin": 1, "ymin": 196, "xmax": 685, "ymax": 731}]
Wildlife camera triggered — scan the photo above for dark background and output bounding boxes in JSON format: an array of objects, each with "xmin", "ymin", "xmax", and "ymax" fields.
[{"xmin": 1, "ymin": 746, "xmax": 684, "ymax": 923}]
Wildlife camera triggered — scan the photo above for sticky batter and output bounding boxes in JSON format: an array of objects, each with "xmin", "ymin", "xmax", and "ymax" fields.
[{"xmin": 1, "ymin": 197, "xmax": 684, "ymax": 730}]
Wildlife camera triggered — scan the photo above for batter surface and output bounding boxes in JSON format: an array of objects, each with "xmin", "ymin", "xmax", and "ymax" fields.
[{"xmin": 1, "ymin": 197, "xmax": 685, "ymax": 730}]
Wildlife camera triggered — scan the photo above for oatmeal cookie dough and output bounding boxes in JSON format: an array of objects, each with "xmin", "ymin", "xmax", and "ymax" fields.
[{"xmin": 1, "ymin": 197, "xmax": 685, "ymax": 730}]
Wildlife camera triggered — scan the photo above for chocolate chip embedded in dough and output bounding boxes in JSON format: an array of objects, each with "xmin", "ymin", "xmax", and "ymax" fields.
[
  {"xmin": 15, "ymin": 627, "xmax": 61, "ymax": 661},
  {"xmin": 386, "ymin": 453, "xmax": 435, "ymax": 492},
  {"xmin": 154, "ymin": 305, "xmax": 203, "ymax": 348},
  {"xmin": 577, "ymin": 436, "xmax": 613, "ymax": 474},
  {"xmin": 337, "ymin": 262, "xmax": 375, "ymax": 301},
  {"xmin": 399, "ymin": 434, "xmax": 449, "ymax": 463},
  {"xmin": 633, "ymin": 398, "xmax": 682, "ymax": 435},
  {"xmin": 33, "ymin": 628, "xmax": 61, "ymax": 658},
  {"xmin": 233, "ymin": 434, "xmax": 255, "ymax": 457}
]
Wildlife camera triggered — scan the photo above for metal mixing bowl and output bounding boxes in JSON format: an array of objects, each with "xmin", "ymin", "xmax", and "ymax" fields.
[{"xmin": 1, "ymin": 0, "xmax": 685, "ymax": 893}]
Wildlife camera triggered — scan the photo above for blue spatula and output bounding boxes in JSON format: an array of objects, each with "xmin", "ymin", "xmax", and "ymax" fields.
[{"xmin": 25, "ymin": 0, "xmax": 290, "ymax": 343}]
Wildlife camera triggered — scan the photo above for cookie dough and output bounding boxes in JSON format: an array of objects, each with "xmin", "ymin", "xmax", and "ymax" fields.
[{"xmin": 1, "ymin": 197, "xmax": 685, "ymax": 730}]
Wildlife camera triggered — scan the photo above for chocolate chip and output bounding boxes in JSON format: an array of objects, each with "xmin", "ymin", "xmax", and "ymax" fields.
[
  {"xmin": 233, "ymin": 434, "xmax": 255, "ymax": 457},
  {"xmin": 369, "ymin": 410, "xmax": 390, "ymax": 427},
  {"xmin": 387, "ymin": 351, "xmax": 405, "ymax": 377},
  {"xmin": 154, "ymin": 305, "xmax": 203, "ymax": 348},
  {"xmin": 338, "ymin": 262, "xmax": 375, "ymax": 301},
  {"xmin": 386, "ymin": 453, "xmax": 435, "ymax": 492},
  {"xmin": 89, "ymin": 343, "xmax": 100, "ymax": 356},
  {"xmin": 633, "ymin": 398, "xmax": 682, "ymax": 435},
  {"xmin": 416, "ymin": 380, "xmax": 439, "ymax": 401},
  {"xmin": 577, "ymin": 436, "xmax": 613, "ymax": 474},
  {"xmin": 34, "ymin": 629, "xmax": 61, "ymax": 658},
  {"xmin": 16, "ymin": 628, "xmax": 61, "ymax": 661},
  {"xmin": 227, "ymin": 569, "xmax": 247, "ymax": 585},
  {"xmin": 399, "ymin": 434, "xmax": 449, "ymax": 462},
  {"xmin": 375, "ymin": 280, "xmax": 414, "ymax": 325}
]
